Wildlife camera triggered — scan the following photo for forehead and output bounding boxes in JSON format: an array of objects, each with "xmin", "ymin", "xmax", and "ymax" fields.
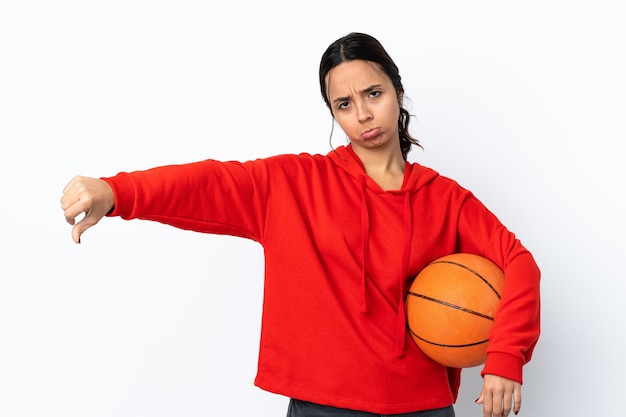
[{"xmin": 326, "ymin": 60, "xmax": 392, "ymax": 97}]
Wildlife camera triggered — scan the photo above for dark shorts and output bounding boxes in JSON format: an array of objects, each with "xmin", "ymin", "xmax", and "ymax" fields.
[{"xmin": 286, "ymin": 399, "xmax": 455, "ymax": 417}]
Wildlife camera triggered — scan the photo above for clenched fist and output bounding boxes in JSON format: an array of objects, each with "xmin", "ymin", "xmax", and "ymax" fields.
[{"xmin": 61, "ymin": 176, "xmax": 114, "ymax": 244}]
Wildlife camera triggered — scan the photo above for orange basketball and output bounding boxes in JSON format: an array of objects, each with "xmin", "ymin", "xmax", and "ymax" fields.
[{"xmin": 405, "ymin": 253, "xmax": 504, "ymax": 368}]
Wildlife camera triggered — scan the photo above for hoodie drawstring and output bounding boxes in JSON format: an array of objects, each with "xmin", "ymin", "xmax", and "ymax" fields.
[
  {"xmin": 396, "ymin": 193, "xmax": 412, "ymax": 357},
  {"xmin": 359, "ymin": 176, "xmax": 370, "ymax": 314},
  {"xmin": 359, "ymin": 176, "xmax": 413, "ymax": 357}
]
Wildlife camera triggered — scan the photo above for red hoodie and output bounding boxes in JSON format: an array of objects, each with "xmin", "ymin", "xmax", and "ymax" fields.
[{"xmin": 103, "ymin": 145, "xmax": 540, "ymax": 414}]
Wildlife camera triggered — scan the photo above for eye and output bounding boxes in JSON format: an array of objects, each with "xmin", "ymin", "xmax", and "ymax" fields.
[
  {"xmin": 337, "ymin": 101, "xmax": 350, "ymax": 110},
  {"xmin": 369, "ymin": 90, "xmax": 381, "ymax": 98}
]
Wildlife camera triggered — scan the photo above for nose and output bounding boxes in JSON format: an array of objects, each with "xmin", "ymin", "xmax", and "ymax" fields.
[{"xmin": 356, "ymin": 101, "xmax": 372, "ymax": 123}]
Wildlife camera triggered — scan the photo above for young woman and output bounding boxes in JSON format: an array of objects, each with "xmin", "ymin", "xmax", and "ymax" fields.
[{"xmin": 61, "ymin": 32, "xmax": 540, "ymax": 417}]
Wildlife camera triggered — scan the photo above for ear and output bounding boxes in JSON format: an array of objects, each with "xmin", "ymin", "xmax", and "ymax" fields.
[{"xmin": 397, "ymin": 90, "xmax": 404, "ymax": 105}]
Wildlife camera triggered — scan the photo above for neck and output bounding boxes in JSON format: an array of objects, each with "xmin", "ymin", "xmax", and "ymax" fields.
[{"xmin": 351, "ymin": 143, "xmax": 406, "ymax": 190}]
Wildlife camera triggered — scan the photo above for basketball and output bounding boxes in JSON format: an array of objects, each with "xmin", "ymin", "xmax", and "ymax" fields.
[{"xmin": 405, "ymin": 253, "xmax": 504, "ymax": 368}]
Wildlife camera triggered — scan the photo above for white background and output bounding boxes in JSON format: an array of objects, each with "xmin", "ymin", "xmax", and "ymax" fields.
[{"xmin": 1, "ymin": 1, "xmax": 625, "ymax": 416}]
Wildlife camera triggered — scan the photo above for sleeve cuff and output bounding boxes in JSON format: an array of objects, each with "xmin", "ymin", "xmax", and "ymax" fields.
[
  {"xmin": 481, "ymin": 352, "xmax": 525, "ymax": 384},
  {"xmin": 101, "ymin": 173, "xmax": 135, "ymax": 219}
]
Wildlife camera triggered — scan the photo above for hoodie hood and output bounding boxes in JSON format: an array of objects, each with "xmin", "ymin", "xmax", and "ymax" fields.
[
  {"xmin": 329, "ymin": 145, "xmax": 439, "ymax": 356},
  {"xmin": 328, "ymin": 144, "xmax": 439, "ymax": 194}
]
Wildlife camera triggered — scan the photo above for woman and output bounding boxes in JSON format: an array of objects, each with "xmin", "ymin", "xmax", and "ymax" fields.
[{"xmin": 61, "ymin": 32, "xmax": 540, "ymax": 417}]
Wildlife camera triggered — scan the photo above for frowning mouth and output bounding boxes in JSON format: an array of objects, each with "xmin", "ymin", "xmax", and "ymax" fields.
[{"xmin": 361, "ymin": 127, "xmax": 382, "ymax": 140}]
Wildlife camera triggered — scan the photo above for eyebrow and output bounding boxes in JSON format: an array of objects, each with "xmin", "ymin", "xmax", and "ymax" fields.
[{"xmin": 332, "ymin": 84, "xmax": 384, "ymax": 105}]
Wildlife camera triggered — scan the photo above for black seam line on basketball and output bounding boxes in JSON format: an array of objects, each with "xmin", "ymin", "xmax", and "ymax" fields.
[
  {"xmin": 408, "ymin": 327, "xmax": 489, "ymax": 348},
  {"xmin": 407, "ymin": 292, "xmax": 495, "ymax": 321},
  {"xmin": 430, "ymin": 260, "xmax": 502, "ymax": 299}
]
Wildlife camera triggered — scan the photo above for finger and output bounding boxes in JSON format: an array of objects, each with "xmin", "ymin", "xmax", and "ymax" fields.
[
  {"xmin": 61, "ymin": 177, "xmax": 84, "ymax": 225},
  {"xmin": 71, "ymin": 223, "xmax": 83, "ymax": 244},
  {"xmin": 62, "ymin": 175, "xmax": 81, "ymax": 194},
  {"xmin": 63, "ymin": 202, "xmax": 80, "ymax": 226},
  {"xmin": 60, "ymin": 176, "xmax": 84, "ymax": 209},
  {"xmin": 482, "ymin": 392, "xmax": 493, "ymax": 417},
  {"xmin": 502, "ymin": 391, "xmax": 513, "ymax": 417},
  {"xmin": 492, "ymin": 391, "xmax": 504, "ymax": 417},
  {"xmin": 62, "ymin": 195, "xmax": 89, "ymax": 227},
  {"xmin": 513, "ymin": 384, "xmax": 522, "ymax": 415},
  {"xmin": 71, "ymin": 209, "xmax": 99, "ymax": 244},
  {"xmin": 65, "ymin": 214, "xmax": 76, "ymax": 226},
  {"xmin": 61, "ymin": 177, "xmax": 99, "ymax": 226}
]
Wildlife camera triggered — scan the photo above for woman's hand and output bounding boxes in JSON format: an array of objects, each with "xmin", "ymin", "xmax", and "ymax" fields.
[
  {"xmin": 475, "ymin": 374, "xmax": 521, "ymax": 417},
  {"xmin": 61, "ymin": 176, "xmax": 114, "ymax": 244}
]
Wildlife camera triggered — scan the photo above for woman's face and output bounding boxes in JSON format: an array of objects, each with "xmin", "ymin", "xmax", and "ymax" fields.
[{"xmin": 326, "ymin": 59, "xmax": 401, "ymax": 154}]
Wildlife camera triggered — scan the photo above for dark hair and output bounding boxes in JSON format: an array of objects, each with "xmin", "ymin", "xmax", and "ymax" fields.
[{"xmin": 319, "ymin": 32, "xmax": 422, "ymax": 160}]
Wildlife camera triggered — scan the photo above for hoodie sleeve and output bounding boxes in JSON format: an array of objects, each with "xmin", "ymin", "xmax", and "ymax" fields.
[
  {"xmin": 102, "ymin": 158, "xmax": 270, "ymax": 242},
  {"xmin": 456, "ymin": 195, "xmax": 541, "ymax": 384}
]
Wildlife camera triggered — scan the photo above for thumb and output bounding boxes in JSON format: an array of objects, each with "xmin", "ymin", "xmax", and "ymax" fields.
[
  {"xmin": 475, "ymin": 392, "xmax": 484, "ymax": 404},
  {"xmin": 71, "ymin": 223, "xmax": 83, "ymax": 244},
  {"xmin": 71, "ymin": 211, "xmax": 100, "ymax": 244}
]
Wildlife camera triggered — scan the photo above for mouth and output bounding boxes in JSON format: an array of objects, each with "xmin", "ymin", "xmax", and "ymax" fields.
[{"xmin": 361, "ymin": 127, "xmax": 381, "ymax": 140}]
